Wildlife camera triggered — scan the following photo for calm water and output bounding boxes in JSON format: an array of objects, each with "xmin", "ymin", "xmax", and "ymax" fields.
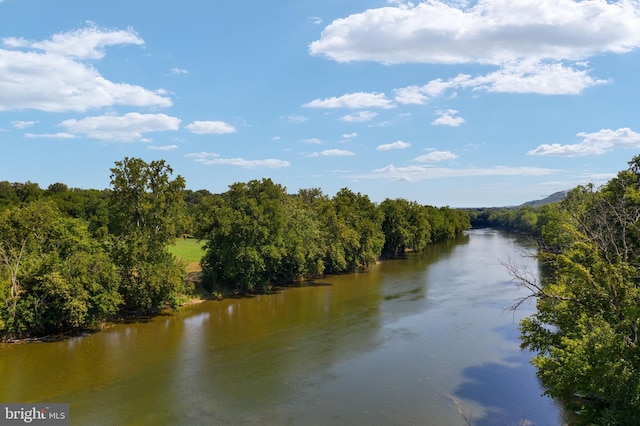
[{"xmin": 1, "ymin": 229, "xmax": 565, "ymax": 425}]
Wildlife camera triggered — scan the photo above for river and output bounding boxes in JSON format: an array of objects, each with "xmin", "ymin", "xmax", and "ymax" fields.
[{"xmin": 1, "ymin": 229, "xmax": 566, "ymax": 425}]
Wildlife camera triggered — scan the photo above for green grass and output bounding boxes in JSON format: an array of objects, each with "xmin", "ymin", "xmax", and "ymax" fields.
[{"xmin": 168, "ymin": 238, "xmax": 205, "ymax": 264}]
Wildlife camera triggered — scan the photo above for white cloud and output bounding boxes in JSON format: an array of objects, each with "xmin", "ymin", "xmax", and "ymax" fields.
[
  {"xmin": 376, "ymin": 140, "xmax": 411, "ymax": 151},
  {"xmin": 310, "ymin": 1, "xmax": 640, "ymax": 65},
  {"xmin": 186, "ymin": 152, "xmax": 290, "ymax": 168},
  {"xmin": 171, "ymin": 67, "xmax": 189, "ymax": 75},
  {"xmin": 432, "ymin": 110, "xmax": 465, "ymax": 127},
  {"xmin": 357, "ymin": 164, "xmax": 558, "ymax": 182},
  {"xmin": 304, "ymin": 92, "xmax": 394, "ymax": 109},
  {"xmin": 286, "ymin": 115, "xmax": 307, "ymax": 123},
  {"xmin": 528, "ymin": 128, "xmax": 640, "ymax": 157},
  {"xmin": 342, "ymin": 132, "xmax": 358, "ymax": 139},
  {"xmin": 148, "ymin": 145, "xmax": 179, "ymax": 151},
  {"xmin": 11, "ymin": 120, "xmax": 38, "ymax": 129},
  {"xmin": 309, "ymin": 17, "xmax": 323, "ymax": 25},
  {"xmin": 311, "ymin": 1, "xmax": 635, "ymax": 95},
  {"xmin": 0, "ymin": 25, "xmax": 171, "ymax": 112},
  {"xmin": 59, "ymin": 113, "xmax": 180, "ymax": 141},
  {"xmin": 24, "ymin": 132, "xmax": 76, "ymax": 139},
  {"xmin": 302, "ymin": 138, "xmax": 322, "ymax": 144},
  {"xmin": 308, "ymin": 149, "xmax": 355, "ymax": 157},
  {"xmin": 414, "ymin": 150, "xmax": 458, "ymax": 162},
  {"xmin": 457, "ymin": 60, "xmax": 608, "ymax": 95},
  {"xmin": 392, "ymin": 60, "xmax": 606, "ymax": 97},
  {"xmin": 339, "ymin": 111, "xmax": 378, "ymax": 123},
  {"xmin": 394, "ymin": 80, "xmax": 451, "ymax": 104},
  {"xmin": 4, "ymin": 24, "xmax": 143, "ymax": 60},
  {"xmin": 185, "ymin": 120, "xmax": 237, "ymax": 134}
]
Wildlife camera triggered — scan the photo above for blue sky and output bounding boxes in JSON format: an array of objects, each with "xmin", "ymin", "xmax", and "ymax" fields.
[{"xmin": 1, "ymin": 0, "xmax": 639, "ymax": 207}]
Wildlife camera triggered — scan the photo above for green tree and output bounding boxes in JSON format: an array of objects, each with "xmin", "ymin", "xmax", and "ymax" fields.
[
  {"xmin": 380, "ymin": 198, "xmax": 411, "ymax": 257},
  {"xmin": 331, "ymin": 188, "xmax": 384, "ymax": 270},
  {"xmin": 0, "ymin": 201, "xmax": 121, "ymax": 338},
  {"xmin": 513, "ymin": 156, "xmax": 640, "ymax": 424},
  {"xmin": 13, "ymin": 181, "xmax": 42, "ymax": 204},
  {"xmin": 108, "ymin": 157, "xmax": 186, "ymax": 312},
  {"xmin": 199, "ymin": 179, "xmax": 292, "ymax": 292},
  {"xmin": 406, "ymin": 202, "xmax": 432, "ymax": 252}
]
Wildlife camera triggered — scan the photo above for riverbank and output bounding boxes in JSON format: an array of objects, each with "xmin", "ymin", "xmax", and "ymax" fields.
[{"xmin": 1, "ymin": 229, "xmax": 565, "ymax": 425}]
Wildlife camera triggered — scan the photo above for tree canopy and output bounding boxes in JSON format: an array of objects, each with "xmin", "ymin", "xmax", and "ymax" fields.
[
  {"xmin": 196, "ymin": 180, "xmax": 468, "ymax": 293},
  {"xmin": 511, "ymin": 155, "xmax": 640, "ymax": 424},
  {"xmin": 0, "ymin": 158, "xmax": 470, "ymax": 339}
]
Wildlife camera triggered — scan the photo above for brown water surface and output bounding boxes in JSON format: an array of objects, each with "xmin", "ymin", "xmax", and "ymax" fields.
[{"xmin": 1, "ymin": 229, "xmax": 565, "ymax": 425}]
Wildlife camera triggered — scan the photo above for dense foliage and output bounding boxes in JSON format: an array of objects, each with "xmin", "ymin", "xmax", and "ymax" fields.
[
  {"xmin": 0, "ymin": 158, "xmax": 187, "ymax": 339},
  {"xmin": 196, "ymin": 179, "xmax": 469, "ymax": 293},
  {"xmin": 0, "ymin": 200, "xmax": 121, "ymax": 337},
  {"xmin": 510, "ymin": 156, "xmax": 640, "ymax": 424},
  {"xmin": 467, "ymin": 204, "xmax": 559, "ymax": 236},
  {"xmin": 0, "ymin": 161, "xmax": 470, "ymax": 340}
]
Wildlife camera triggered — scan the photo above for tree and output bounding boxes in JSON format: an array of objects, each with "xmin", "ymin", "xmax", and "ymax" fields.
[
  {"xmin": 512, "ymin": 155, "xmax": 640, "ymax": 424},
  {"xmin": 379, "ymin": 199, "xmax": 434, "ymax": 257},
  {"xmin": 331, "ymin": 188, "xmax": 384, "ymax": 270},
  {"xmin": 108, "ymin": 157, "xmax": 186, "ymax": 312},
  {"xmin": 0, "ymin": 181, "xmax": 19, "ymax": 211},
  {"xmin": 406, "ymin": 202, "xmax": 432, "ymax": 252},
  {"xmin": 380, "ymin": 198, "xmax": 411, "ymax": 257},
  {"xmin": 198, "ymin": 179, "xmax": 301, "ymax": 292},
  {"xmin": 0, "ymin": 200, "xmax": 121, "ymax": 338}
]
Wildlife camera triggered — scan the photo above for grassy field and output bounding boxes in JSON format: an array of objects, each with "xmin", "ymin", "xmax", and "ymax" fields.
[{"xmin": 169, "ymin": 238, "xmax": 205, "ymax": 270}]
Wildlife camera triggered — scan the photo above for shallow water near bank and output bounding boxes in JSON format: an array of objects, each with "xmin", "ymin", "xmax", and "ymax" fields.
[{"xmin": 1, "ymin": 229, "xmax": 566, "ymax": 425}]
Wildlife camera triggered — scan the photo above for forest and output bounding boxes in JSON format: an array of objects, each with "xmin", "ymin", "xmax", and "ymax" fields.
[{"xmin": 0, "ymin": 157, "xmax": 469, "ymax": 341}]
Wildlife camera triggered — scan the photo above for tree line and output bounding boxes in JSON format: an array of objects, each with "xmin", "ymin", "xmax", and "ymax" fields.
[
  {"xmin": 0, "ymin": 158, "xmax": 469, "ymax": 340},
  {"xmin": 477, "ymin": 156, "xmax": 640, "ymax": 424},
  {"xmin": 194, "ymin": 180, "xmax": 469, "ymax": 293}
]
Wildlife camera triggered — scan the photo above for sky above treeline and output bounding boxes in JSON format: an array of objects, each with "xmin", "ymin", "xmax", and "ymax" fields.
[{"xmin": 1, "ymin": 0, "xmax": 639, "ymax": 207}]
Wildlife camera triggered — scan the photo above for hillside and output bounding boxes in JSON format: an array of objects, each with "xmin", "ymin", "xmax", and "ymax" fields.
[{"xmin": 519, "ymin": 190, "xmax": 568, "ymax": 208}]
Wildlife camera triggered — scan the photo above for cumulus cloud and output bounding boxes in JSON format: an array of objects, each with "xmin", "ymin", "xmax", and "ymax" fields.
[
  {"xmin": 310, "ymin": 1, "xmax": 640, "ymax": 64},
  {"xmin": 0, "ymin": 25, "xmax": 171, "ymax": 112},
  {"xmin": 432, "ymin": 110, "xmax": 465, "ymax": 127},
  {"xmin": 59, "ymin": 113, "xmax": 180, "ymax": 141},
  {"xmin": 528, "ymin": 128, "xmax": 640, "ymax": 157},
  {"xmin": 4, "ymin": 24, "xmax": 143, "ymax": 59},
  {"xmin": 394, "ymin": 80, "xmax": 451, "ymax": 105},
  {"xmin": 304, "ymin": 92, "xmax": 394, "ymax": 109},
  {"xmin": 185, "ymin": 120, "xmax": 237, "ymax": 134},
  {"xmin": 170, "ymin": 67, "xmax": 189, "ymax": 75},
  {"xmin": 414, "ymin": 150, "xmax": 458, "ymax": 162},
  {"xmin": 376, "ymin": 140, "xmax": 411, "ymax": 151},
  {"xmin": 310, "ymin": 0, "xmax": 637, "ymax": 95},
  {"xmin": 357, "ymin": 164, "xmax": 558, "ymax": 182},
  {"xmin": 339, "ymin": 111, "xmax": 378, "ymax": 122},
  {"xmin": 186, "ymin": 152, "xmax": 290, "ymax": 168},
  {"xmin": 342, "ymin": 132, "xmax": 358, "ymax": 139},
  {"xmin": 458, "ymin": 60, "xmax": 607, "ymax": 95}
]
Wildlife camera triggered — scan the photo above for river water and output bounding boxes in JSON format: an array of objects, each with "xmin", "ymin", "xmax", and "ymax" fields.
[{"xmin": 1, "ymin": 229, "xmax": 566, "ymax": 425}]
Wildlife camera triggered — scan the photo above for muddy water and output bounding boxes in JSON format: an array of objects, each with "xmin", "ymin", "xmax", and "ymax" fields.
[{"xmin": 1, "ymin": 229, "xmax": 565, "ymax": 425}]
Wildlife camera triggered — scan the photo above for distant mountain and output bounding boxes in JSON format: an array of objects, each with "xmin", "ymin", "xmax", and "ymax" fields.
[{"xmin": 519, "ymin": 190, "xmax": 568, "ymax": 208}]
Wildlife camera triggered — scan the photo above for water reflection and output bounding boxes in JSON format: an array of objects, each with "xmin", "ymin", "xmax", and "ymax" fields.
[
  {"xmin": 0, "ymin": 229, "xmax": 564, "ymax": 425},
  {"xmin": 454, "ymin": 355, "xmax": 563, "ymax": 426}
]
